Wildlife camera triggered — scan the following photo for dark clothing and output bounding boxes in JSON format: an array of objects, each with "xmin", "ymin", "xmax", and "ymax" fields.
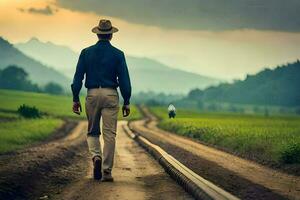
[
  {"xmin": 169, "ymin": 111, "xmax": 176, "ymax": 118},
  {"xmin": 71, "ymin": 40, "xmax": 131, "ymax": 105}
]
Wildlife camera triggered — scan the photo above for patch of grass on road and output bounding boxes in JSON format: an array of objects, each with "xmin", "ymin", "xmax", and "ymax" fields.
[
  {"xmin": 151, "ymin": 107, "xmax": 300, "ymax": 165},
  {"xmin": 0, "ymin": 118, "xmax": 63, "ymax": 153}
]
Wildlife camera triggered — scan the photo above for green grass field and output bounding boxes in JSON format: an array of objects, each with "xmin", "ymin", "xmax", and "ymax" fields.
[
  {"xmin": 0, "ymin": 111, "xmax": 19, "ymax": 120},
  {"xmin": 0, "ymin": 89, "xmax": 82, "ymax": 118},
  {"xmin": 0, "ymin": 118, "xmax": 63, "ymax": 153},
  {"xmin": 151, "ymin": 107, "xmax": 300, "ymax": 165},
  {"xmin": 0, "ymin": 89, "xmax": 140, "ymax": 120},
  {"xmin": 0, "ymin": 89, "xmax": 140, "ymax": 153}
]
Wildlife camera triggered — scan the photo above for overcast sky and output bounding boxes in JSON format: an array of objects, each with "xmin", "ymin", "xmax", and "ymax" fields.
[{"xmin": 1, "ymin": 0, "xmax": 300, "ymax": 79}]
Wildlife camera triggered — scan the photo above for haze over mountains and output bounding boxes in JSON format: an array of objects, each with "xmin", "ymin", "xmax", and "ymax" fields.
[
  {"xmin": 15, "ymin": 38, "xmax": 220, "ymax": 94},
  {"xmin": 16, "ymin": 38, "xmax": 77, "ymax": 76},
  {"xmin": 0, "ymin": 37, "xmax": 69, "ymax": 89}
]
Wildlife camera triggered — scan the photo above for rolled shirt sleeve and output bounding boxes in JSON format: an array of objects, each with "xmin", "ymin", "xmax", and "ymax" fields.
[
  {"xmin": 117, "ymin": 52, "xmax": 132, "ymax": 105},
  {"xmin": 71, "ymin": 49, "xmax": 86, "ymax": 102}
]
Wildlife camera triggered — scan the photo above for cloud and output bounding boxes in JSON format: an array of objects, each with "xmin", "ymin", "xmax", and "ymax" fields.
[
  {"xmin": 56, "ymin": 0, "xmax": 300, "ymax": 32},
  {"xmin": 19, "ymin": 6, "xmax": 57, "ymax": 16}
]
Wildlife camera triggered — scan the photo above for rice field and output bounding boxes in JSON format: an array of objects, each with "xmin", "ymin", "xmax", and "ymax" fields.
[{"xmin": 151, "ymin": 107, "xmax": 300, "ymax": 165}]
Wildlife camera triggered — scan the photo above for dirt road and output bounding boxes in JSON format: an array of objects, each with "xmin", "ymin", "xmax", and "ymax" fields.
[
  {"xmin": 0, "ymin": 121, "xmax": 88, "ymax": 200},
  {"xmin": 0, "ymin": 120, "xmax": 192, "ymax": 200},
  {"xmin": 2, "ymin": 108, "xmax": 298, "ymax": 200},
  {"xmin": 129, "ymin": 107, "xmax": 300, "ymax": 200},
  {"xmin": 56, "ymin": 121, "xmax": 192, "ymax": 200}
]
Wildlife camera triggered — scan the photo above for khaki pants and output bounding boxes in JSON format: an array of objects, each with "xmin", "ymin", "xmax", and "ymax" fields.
[{"xmin": 85, "ymin": 88, "xmax": 119, "ymax": 173}]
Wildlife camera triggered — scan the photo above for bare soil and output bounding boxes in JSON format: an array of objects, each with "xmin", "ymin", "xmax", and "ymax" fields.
[
  {"xmin": 56, "ymin": 121, "xmax": 192, "ymax": 200},
  {"xmin": 0, "ymin": 121, "xmax": 89, "ymax": 200},
  {"xmin": 0, "ymin": 120, "xmax": 192, "ymax": 200}
]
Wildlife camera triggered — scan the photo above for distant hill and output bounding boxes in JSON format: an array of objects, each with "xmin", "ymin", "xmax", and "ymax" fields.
[
  {"xmin": 126, "ymin": 56, "xmax": 220, "ymax": 94},
  {"xmin": 188, "ymin": 61, "xmax": 300, "ymax": 106},
  {"xmin": 0, "ymin": 37, "xmax": 69, "ymax": 89},
  {"xmin": 16, "ymin": 38, "xmax": 77, "ymax": 77},
  {"xmin": 16, "ymin": 38, "xmax": 220, "ymax": 94}
]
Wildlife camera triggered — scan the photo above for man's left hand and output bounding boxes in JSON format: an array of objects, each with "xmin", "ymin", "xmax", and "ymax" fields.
[{"xmin": 73, "ymin": 101, "xmax": 82, "ymax": 115}]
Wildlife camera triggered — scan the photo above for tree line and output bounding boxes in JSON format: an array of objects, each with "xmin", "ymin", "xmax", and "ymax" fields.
[
  {"xmin": 186, "ymin": 60, "xmax": 300, "ymax": 107},
  {"xmin": 0, "ymin": 65, "xmax": 64, "ymax": 94}
]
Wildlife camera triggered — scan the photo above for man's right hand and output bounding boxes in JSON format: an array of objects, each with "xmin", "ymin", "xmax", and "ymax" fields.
[
  {"xmin": 73, "ymin": 101, "xmax": 82, "ymax": 115},
  {"xmin": 122, "ymin": 105, "xmax": 130, "ymax": 117}
]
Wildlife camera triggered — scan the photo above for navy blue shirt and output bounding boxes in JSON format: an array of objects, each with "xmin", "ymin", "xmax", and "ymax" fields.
[{"xmin": 71, "ymin": 40, "xmax": 131, "ymax": 105}]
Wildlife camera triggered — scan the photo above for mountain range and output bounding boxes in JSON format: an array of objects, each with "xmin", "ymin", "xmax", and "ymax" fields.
[
  {"xmin": 0, "ymin": 37, "xmax": 69, "ymax": 89},
  {"xmin": 16, "ymin": 38, "xmax": 77, "ymax": 77},
  {"xmin": 15, "ymin": 38, "xmax": 220, "ymax": 94}
]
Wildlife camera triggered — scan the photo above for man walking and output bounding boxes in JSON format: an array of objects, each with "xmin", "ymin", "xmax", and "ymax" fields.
[{"xmin": 71, "ymin": 19, "xmax": 131, "ymax": 182}]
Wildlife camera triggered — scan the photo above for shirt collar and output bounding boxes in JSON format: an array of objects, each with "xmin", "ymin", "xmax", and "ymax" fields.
[{"xmin": 96, "ymin": 40, "xmax": 111, "ymax": 45}]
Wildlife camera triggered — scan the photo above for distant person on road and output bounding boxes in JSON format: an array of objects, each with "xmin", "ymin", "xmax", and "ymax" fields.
[
  {"xmin": 168, "ymin": 103, "xmax": 176, "ymax": 118},
  {"xmin": 71, "ymin": 19, "xmax": 131, "ymax": 182}
]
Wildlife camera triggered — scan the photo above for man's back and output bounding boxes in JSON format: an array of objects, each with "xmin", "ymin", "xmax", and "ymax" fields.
[
  {"xmin": 72, "ymin": 40, "xmax": 131, "ymax": 105},
  {"xmin": 168, "ymin": 104, "xmax": 176, "ymax": 112},
  {"xmin": 84, "ymin": 40, "xmax": 123, "ymax": 89}
]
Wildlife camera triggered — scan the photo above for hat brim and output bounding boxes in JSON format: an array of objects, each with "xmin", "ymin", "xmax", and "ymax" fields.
[{"xmin": 92, "ymin": 26, "xmax": 118, "ymax": 34}]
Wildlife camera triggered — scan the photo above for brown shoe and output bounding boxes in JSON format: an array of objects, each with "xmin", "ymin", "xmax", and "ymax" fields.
[
  {"xmin": 102, "ymin": 171, "xmax": 114, "ymax": 182},
  {"xmin": 93, "ymin": 156, "xmax": 102, "ymax": 180}
]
